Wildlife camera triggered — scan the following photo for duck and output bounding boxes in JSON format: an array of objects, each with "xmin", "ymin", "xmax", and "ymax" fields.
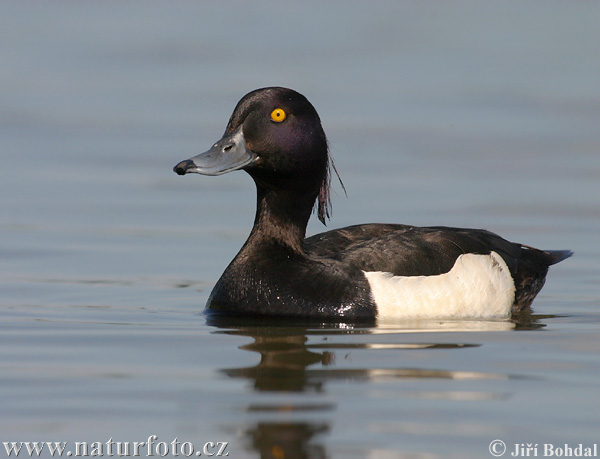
[{"xmin": 173, "ymin": 87, "xmax": 571, "ymax": 321}]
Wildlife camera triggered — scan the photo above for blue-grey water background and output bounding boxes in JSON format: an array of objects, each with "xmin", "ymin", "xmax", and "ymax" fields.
[{"xmin": 1, "ymin": 2, "xmax": 599, "ymax": 458}]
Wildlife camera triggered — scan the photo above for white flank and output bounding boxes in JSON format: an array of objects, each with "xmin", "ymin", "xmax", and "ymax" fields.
[{"xmin": 364, "ymin": 251, "xmax": 515, "ymax": 319}]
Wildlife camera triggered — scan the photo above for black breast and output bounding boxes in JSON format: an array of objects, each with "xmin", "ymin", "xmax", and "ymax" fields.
[{"xmin": 206, "ymin": 239, "xmax": 377, "ymax": 320}]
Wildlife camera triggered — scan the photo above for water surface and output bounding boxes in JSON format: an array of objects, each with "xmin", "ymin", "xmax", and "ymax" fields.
[{"xmin": 1, "ymin": 2, "xmax": 599, "ymax": 458}]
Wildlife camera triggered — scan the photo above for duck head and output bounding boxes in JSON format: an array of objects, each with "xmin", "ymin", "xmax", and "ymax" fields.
[{"xmin": 173, "ymin": 87, "xmax": 338, "ymax": 224}]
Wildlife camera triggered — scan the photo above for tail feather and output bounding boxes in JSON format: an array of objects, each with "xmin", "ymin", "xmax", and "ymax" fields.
[
  {"xmin": 521, "ymin": 246, "xmax": 573, "ymax": 266},
  {"xmin": 545, "ymin": 250, "xmax": 573, "ymax": 265}
]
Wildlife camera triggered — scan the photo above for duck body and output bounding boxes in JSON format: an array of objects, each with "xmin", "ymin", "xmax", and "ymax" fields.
[{"xmin": 174, "ymin": 87, "xmax": 571, "ymax": 321}]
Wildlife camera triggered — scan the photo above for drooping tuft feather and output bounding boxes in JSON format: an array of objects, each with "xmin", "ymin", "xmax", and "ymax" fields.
[{"xmin": 316, "ymin": 146, "xmax": 346, "ymax": 225}]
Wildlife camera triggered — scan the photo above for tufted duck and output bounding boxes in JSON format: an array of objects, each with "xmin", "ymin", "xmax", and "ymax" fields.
[{"xmin": 173, "ymin": 87, "xmax": 571, "ymax": 320}]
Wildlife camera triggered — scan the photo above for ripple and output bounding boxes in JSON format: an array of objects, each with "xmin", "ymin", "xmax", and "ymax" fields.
[{"xmin": 307, "ymin": 343, "xmax": 479, "ymax": 350}]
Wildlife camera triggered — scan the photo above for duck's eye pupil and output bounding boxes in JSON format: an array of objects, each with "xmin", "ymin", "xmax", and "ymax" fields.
[{"xmin": 270, "ymin": 108, "xmax": 286, "ymax": 123}]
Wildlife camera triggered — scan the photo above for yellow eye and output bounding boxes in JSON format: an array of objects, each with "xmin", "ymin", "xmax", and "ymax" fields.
[{"xmin": 270, "ymin": 108, "xmax": 286, "ymax": 123}]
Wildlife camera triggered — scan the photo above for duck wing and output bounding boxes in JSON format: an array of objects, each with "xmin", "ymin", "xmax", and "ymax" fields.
[{"xmin": 305, "ymin": 224, "xmax": 521, "ymax": 276}]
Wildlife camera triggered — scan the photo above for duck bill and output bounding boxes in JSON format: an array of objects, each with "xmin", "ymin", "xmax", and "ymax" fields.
[{"xmin": 173, "ymin": 126, "xmax": 256, "ymax": 176}]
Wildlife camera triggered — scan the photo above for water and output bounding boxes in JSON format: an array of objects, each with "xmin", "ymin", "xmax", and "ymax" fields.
[{"xmin": 1, "ymin": 2, "xmax": 599, "ymax": 458}]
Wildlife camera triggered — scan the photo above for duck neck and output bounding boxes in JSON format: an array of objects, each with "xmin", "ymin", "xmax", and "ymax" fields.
[{"xmin": 246, "ymin": 183, "xmax": 316, "ymax": 255}]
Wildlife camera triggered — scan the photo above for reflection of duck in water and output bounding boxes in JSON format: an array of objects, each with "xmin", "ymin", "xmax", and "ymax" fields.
[
  {"xmin": 209, "ymin": 316, "xmax": 534, "ymax": 394},
  {"xmin": 245, "ymin": 422, "xmax": 328, "ymax": 459},
  {"xmin": 211, "ymin": 321, "xmax": 335, "ymax": 459},
  {"xmin": 174, "ymin": 87, "xmax": 571, "ymax": 321},
  {"xmin": 211, "ymin": 317, "xmax": 336, "ymax": 392},
  {"xmin": 210, "ymin": 317, "xmax": 543, "ymax": 459},
  {"xmin": 223, "ymin": 330, "xmax": 334, "ymax": 392},
  {"xmin": 210, "ymin": 311, "xmax": 551, "ymax": 397}
]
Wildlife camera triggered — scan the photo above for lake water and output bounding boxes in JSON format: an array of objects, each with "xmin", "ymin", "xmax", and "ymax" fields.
[{"xmin": 1, "ymin": 2, "xmax": 599, "ymax": 458}]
